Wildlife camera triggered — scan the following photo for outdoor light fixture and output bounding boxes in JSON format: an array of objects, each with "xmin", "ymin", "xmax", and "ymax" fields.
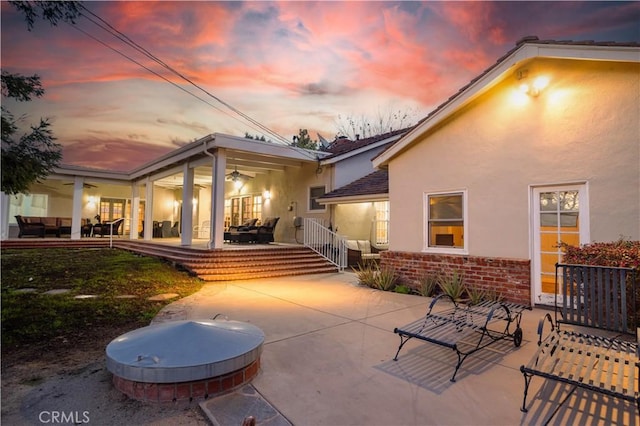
[{"xmin": 516, "ymin": 69, "xmax": 549, "ymax": 97}]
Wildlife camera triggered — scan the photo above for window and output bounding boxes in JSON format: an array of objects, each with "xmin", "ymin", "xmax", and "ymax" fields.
[
  {"xmin": 426, "ymin": 191, "xmax": 466, "ymax": 250},
  {"xmin": 226, "ymin": 194, "xmax": 263, "ymax": 227},
  {"xmin": 8, "ymin": 193, "xmax": 48, "ymax": 223},
  {"xmin": 309, "ymin": 186, "xmax": 326, "ymax": 211},
  {"xmin": 374, "ymin": 201, "xmax": 389, "ymax": 245},
  {"xmin": 99, "ymin": 198, "xmax": 125, "ymax": 222}
]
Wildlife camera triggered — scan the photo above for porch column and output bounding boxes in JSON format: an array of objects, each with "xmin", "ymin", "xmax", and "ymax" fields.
[
  {"xmin": 130, "ymin": 183, "xmax": 140, "ymax": 239},
  {"xmin": 0, "ymin": 191, "xmax": 9, "ymax": 240},
  {"xmin": 71, "ymin": 177, "xmax": 83, "ymax": 240},
  {"xmin": 209, "ymin": 148, "xmax": 226, "ymax": 249},
  {"xmin": 181, "ymin": 164, "xmax": 194, "ymax": 246},
  {"xmin": 143, "ymin": 177, "xmax": 153, "ymax": 240}
]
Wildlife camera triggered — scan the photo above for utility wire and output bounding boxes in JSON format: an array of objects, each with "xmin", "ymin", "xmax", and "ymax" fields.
[
  {"xmin": 74, "ymin": 4, "xmax": 319, "ymax": 159},
  {"xmin": 69, "ymin": 24, "xmax": 255, "ymax": 132}
]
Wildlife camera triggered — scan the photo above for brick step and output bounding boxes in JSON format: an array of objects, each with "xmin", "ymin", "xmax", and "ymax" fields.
[
  {"xmin": 198, "ymin": 265, "xmax": 339, "ymax": 281},
  {"xmin": 1, "ymin": 239, "xmax": 110, "ymax": 249},
  {"xmin": 188, "ymin": 258, "xmax": 335, "ymax": 275}
]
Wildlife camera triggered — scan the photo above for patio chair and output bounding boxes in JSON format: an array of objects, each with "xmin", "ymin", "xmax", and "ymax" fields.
[
  {"xmin": 194, "ymin": 220, "xmax": 210, "ymax": 238},
  {"xmin": 161, "ymin": 220, "xmax": 172, "ymax": 238},
  {"xmin": 94, "ymin": 219, "xmax": 123, "ymax": 237},
  {"xmin": 15, "ymin": 215, "xmax": 45, "ymax": 238}
]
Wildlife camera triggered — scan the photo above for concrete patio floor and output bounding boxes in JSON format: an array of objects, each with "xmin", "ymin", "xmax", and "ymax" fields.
[{"xmin": 155, "ymin": 272, "xmax": 637, "ymax": 426}]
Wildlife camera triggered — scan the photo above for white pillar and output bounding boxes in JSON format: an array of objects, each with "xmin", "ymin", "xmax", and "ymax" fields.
[
  {"xmin": 144, "ymin": 178, "xmax": 153, "ymax": 240},
  {"xmin": 209, "ymin": 148, "xmax": 226, "ymax": 249},
  {"xmin": 0, "ymin": 191, "xmax": 9, "ymax": 240},
  {"xmin": 71, "ymin": 177, "xmax": 83, "ymax": 240},
  {"xmin": 181, "ymin": 164, "xmax": 194, "ymax": 246},
  {"xmin": 130, "ymin": 183, "xmax": 140, "ymax": 239}
]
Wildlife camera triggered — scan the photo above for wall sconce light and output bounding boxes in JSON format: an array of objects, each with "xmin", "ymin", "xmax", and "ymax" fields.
[
  {"xmin": 263, "ymin": 190, "xmax": 271, "ymax": 200},
  {"xmin": 233, "ymin": 180, "xmax": 243, "ymax": 190},
  {"xmin": 516, "ymin": 69, "xmax": 549, "ymax": 97},
  {"xmin": 88, "ymin": 196, "xmax": 96, "ymax": 204},
  {"xmin": 192, "ymin": 198, "xmax": 198, "ymax": 206},
  {"xmin": 173, "ymin": 200, "xmax": 180, "ymax": 208}
]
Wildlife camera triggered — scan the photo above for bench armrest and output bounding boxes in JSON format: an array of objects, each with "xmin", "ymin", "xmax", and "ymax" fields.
[{"xmin": 536, "ymin": 313, "xmax": 555, "ymax": 346}]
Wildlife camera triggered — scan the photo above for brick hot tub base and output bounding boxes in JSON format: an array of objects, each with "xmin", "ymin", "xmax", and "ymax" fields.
[
  {"xmin": 112, "ymin": 358, "xmax": 261, "ymax": 403},
  {"xmin": 106, "ymin": 319, "xmax": 264, "ymax": 403}
]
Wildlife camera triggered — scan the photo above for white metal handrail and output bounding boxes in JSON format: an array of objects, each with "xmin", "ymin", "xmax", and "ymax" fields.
[
  {"xmin": 302, "ymin": 217, "xmax": 347, "ymax": 271},
  {"xmin": 108, "ymin": 218, "xmax": 125, "ymax": 248}
]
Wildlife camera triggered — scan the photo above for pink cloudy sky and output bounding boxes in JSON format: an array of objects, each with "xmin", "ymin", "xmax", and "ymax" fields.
[{"xmin": 2, "ymin": 1, "xmax": 639, "ymax": 171}]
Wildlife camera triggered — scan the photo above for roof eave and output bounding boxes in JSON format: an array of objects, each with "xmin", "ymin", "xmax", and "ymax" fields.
[{"xmin": 317, "ymin": 193, "xmax": 388, "ymax": 205}]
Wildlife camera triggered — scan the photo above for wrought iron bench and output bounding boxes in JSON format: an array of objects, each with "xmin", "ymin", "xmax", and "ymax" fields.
[
  {"xmin": 393, "ymin": 295, "xmax": 531, "ymax": 382},
  {"xmin": 520, "ymin": 263, "xmax": 639, "ymax": 415}
]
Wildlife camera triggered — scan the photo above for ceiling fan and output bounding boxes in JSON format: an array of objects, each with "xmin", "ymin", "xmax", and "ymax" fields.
[
  {"xmin": 63, "ymin": 182, "xmax": 97, "ymax": 188},
  {"xmin": 225, "ymin": 166, "xmax": 253, "ymax": 182}
]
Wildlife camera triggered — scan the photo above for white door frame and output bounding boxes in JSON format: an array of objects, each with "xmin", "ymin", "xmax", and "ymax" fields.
[{"xmin": 531, "ymin": 183, "xmax": 590, "ymax": 306}]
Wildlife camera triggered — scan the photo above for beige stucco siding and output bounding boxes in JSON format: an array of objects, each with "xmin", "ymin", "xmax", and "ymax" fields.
[{"xmin": 389, "ymin": 58, "xmax": 639, "ymax": 259}]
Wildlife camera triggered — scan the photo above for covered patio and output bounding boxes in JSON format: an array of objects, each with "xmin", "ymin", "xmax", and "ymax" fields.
[{"xmin": 2, "ymin": 133, "xmax": 332, "ymax": 249}]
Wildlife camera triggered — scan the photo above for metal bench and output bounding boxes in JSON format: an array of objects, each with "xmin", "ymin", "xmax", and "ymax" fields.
[
  {"xmin": 520, "ymin": 263, "xmax": 639, "ymax": 415},
  {"xmin": 393, "ymin": 295, "xmax": 531, "ymax": 382}
]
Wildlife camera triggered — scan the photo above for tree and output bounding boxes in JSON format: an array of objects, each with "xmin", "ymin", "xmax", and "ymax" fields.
[
  {"xmin": 1, "ymin": 1, "xmax": 83, "ymax": 194},
  {"xmin": 334, "ymin": 107, "xmax": 417, "ymax": 140},
  {"xmin": 9, "ymin": 0, "xmax": 83, "ymax": 31},
  {"xmin": 1, "ymin": 72, "xmax": 62, "ymax": 195},
  {"xmin": 291, "ymin": 129, "xmax": 318, "ymax": 150},
  {"xmin": 244, "ymin": 132, "xmax": 267, "ymax": 142}
]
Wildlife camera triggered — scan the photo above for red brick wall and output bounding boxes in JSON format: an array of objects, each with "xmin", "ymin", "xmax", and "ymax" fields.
[
  {"xmin": 380, "ymin": 251, "xmax": 531, "ymax": 305},
  {"xmin": 112, "ymin": 358, "xmax": 260, "ymax": 403}
]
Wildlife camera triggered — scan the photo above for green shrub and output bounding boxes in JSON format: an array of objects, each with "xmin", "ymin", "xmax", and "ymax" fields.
[
  {"xmin": 437, "ymin": 270, "xmax": 466, "ymax": 301},
  {"xmin": 394, "ymin": 284, "xmax": 410, "ymax": 294},
  {"xmin": 466, "ymin": 284, "xmax": 487, "ymax": 306},
  {"xmin": 355, "ymin": 262, "xmax": 377, "ymax": 288},
  {"xmin": 355, "ymin": 263, "xmax": 398, "ymax": 291},
  {"xmin": 374, "ymin": 267, "xmax": 398, "ymax": 291},
  {"xmin": 416, "ymin": 273, "xmax": 438, "ymax": 297}
]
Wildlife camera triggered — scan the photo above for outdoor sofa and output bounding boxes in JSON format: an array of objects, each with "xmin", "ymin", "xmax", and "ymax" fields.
[
  {"xmin": 225, "ymin": 217, "xmax": 279, "ymax": 244},
  {"xmin": 15, "ymin": 215, "xmax": 84, "ymax": 238}
]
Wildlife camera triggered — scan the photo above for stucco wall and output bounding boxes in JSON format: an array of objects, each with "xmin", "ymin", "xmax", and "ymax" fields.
[
  {"xmin": 224, "ymin": 162, "xmax": 332, "ymax": 243},
  {"xmin": 388, "ymin": 58, "xmax": 640, "ymax": 259},
  {"xmin": 334, "ymin": 203, "xmax": 377, "ymax": 241}
]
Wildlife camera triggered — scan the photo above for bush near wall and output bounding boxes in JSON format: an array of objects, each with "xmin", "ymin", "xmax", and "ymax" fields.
[
  {"xmin": 561, "ymin": 240, "xmax": 640, "ymax": 268},
  {"xmin": 561, "ymin": 239, "xmax": 639, "ymax": 328}
]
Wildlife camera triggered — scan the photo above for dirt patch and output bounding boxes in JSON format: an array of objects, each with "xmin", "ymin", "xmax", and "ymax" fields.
[{"xmin": 1, "ymin": 330, "xmax": 210, "ymax": 425}]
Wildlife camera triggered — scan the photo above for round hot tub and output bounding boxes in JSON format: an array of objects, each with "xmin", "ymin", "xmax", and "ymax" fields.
[{"xmin": 106, "ymin": 319, "xmax": 264, "ymax": 402}]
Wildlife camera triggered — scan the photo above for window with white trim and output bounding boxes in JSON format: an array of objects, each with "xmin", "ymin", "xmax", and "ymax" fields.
[
  {"xmin": 309, "ymin": 186, "xmax": 326, "ymax": 211},
  {"xmin": 426, "ymin": 191, "xmax": 466, "ymax": 250}
]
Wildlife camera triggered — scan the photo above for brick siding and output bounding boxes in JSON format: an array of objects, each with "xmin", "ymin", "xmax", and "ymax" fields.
[
  {"xmin": 112, "ymin": 358, "xmax": 260, "ymax": 403},
  {"xmin": 380, "ymin": 251, "xmax": 531, "ymax": 305}
]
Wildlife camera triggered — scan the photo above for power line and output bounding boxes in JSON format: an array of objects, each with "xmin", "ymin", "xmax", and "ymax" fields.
[{"xmin": 74, "ymin": 3, "xmax": 317, "ymax": 158}]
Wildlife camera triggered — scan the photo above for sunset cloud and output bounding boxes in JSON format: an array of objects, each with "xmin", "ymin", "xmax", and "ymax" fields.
[{"xmin": 2, "ymin": 1, "xmax": 638, "ymax": 171}]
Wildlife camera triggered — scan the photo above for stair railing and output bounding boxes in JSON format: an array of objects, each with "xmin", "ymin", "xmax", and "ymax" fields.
[
  {"xmin": 302, "ymin": 217, "xmax": 347, "ymax": 271},
  {"xmin": 108, "ymin": 218, "xmax": 125, "ymax": 249}
]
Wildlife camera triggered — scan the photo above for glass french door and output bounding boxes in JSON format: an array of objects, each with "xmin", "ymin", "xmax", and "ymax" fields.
[{"xmin": 532, "ymin": 185, "xmax": 589, "ymax": 306}]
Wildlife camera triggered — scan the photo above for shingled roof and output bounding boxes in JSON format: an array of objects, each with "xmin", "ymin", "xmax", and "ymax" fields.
[
  {"xmin": 323, "ymin": 128, "xmax": 412, "ymax": 159},
  {"xmin": 318, "ymin": 169, "xmax": 389, "ymax": 203}
]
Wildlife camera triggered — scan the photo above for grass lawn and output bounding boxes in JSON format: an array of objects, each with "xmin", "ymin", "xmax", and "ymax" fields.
[{"xmin": 1, "ymin": 248, "xmax": 204, "ymax": 366}]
